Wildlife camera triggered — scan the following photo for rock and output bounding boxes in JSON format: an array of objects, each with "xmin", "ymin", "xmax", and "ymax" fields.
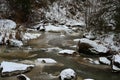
[
  {"xmin": 59, "ymin": 68, "xmax": 77, "ymax": 80},
  {"xmin": 77, "ymin": 38, "xmax": 109, "ymax": 55},
  {"xmin": 17, "ymin": 74, "xmax": 30, "ymax": 80}
]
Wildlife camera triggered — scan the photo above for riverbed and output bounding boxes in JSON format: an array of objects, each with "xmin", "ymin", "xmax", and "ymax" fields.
[{"xmin": 0, "ymin": 31, "xmax": 120, "ymax": 80}]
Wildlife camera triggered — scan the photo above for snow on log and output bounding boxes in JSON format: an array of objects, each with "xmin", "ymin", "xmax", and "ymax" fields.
[{"xmin": 59, "ymin": 68, "xmax": 76, "ymax": 80}]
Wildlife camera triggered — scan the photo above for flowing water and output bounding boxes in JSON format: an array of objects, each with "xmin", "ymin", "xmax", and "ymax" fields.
[{"xmin": 0, "ymin": 32, "xmax": 120, "ymax": 80}]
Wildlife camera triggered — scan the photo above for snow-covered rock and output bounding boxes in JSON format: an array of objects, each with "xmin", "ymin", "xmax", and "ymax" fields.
[
  {"xmin": 0, "ymin": 61, "xmax": 34, "ymax": 76},
  {"xmin": 59, "ymin": 68, "xmax": 76, "ymax": 80},
  {"xmin": 35, "ymin": 58, "xmax": 57, "ymax": 64},
  {"xmin": 58, "ymin": 49, "xmax": 76, "ymax": 55},
  {"xmin": 17, "ymin": 74, "xmax": 30, "ymax": 80},
  {"xmin": 0, "ymin": 19, "xmax": 16, "ymax": 30},
  {"xmin": 77, "ymin": 38, "xmax": 109, "ymax": 54},
  {"xmin": 99, "ymin": 57, "xmax": 111, "ymax": 65},
  {"xmin": 22, "ymin": 33, "xmax": 41, "ymax": 40},
  {"xmin": 9, "ymin": 39, "xmax": 23, "ymax": 47},
  {"xmin": 45, "ymin": 24, "xmax": 71, "ymax": 33}
]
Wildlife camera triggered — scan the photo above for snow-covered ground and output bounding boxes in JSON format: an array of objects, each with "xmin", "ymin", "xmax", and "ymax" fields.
[{"xmin": 0, "ymin": 61, "xmax": 34, "ymax": 73}]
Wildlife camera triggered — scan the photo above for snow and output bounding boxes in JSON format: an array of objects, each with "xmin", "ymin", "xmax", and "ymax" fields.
[
  {"xmin": 112, "ymin": 65, "xmax": 120, "ymax": 71},
  {"xmin": 0, "ymin": 19, "xmax": 16, "ymax": 30},
  {"xmin": 23, "ymin": 33, "xmax": 41, "ymax": 40},
  {"xmin": 94, "ymin": 60, "xmax": 100, "ymax": 65},
  {"xmin": 0, "ymin": 61, "xmax": 34, "ymax": 73},
  {"xmin": 9, "ymin": 39, "xmax": 23, "ymax": 47},
  {"xmin": 35, "ymin": 58, "xmax": 57, "ymax": 64},
  {"xmin": 45, "ymin": 24, "xmax": 71, "ymax": 32},
  {"xmin": 84, "ymin": 79, "xmax": 94, "ymax": 80},
  {"xmin": 60, "ymin": 68, "xmax": 76, "ymax": 80},
  {"xmin": 113, "ymin": 54, "xmax": 120, "ymax": 64},
  {"xmin": 99, "ymin": 57, "xmax": 111, "ymax": 65},
  {"xmin": 59, "ymin": 49, "xmax": 75, "ymax": 54},
  {"xmin": 73, "ymin": 39, "xmax": 81, "ymax": 42},
  {"xmin": 79, "ymin": 38, "xmax": 109, "ymax": 53},
  {"xmin": 103, "ymin": 34, "xmax": 120, "ymax": 52}
]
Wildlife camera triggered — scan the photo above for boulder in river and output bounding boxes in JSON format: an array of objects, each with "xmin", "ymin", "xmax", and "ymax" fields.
[
  {"xmin": 77, "ymin": 38, "xmax": 109, "ymax": 55},
  {"xmin": 59, "ymin": 68, "xmax": 77, "ymax": 80}
]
